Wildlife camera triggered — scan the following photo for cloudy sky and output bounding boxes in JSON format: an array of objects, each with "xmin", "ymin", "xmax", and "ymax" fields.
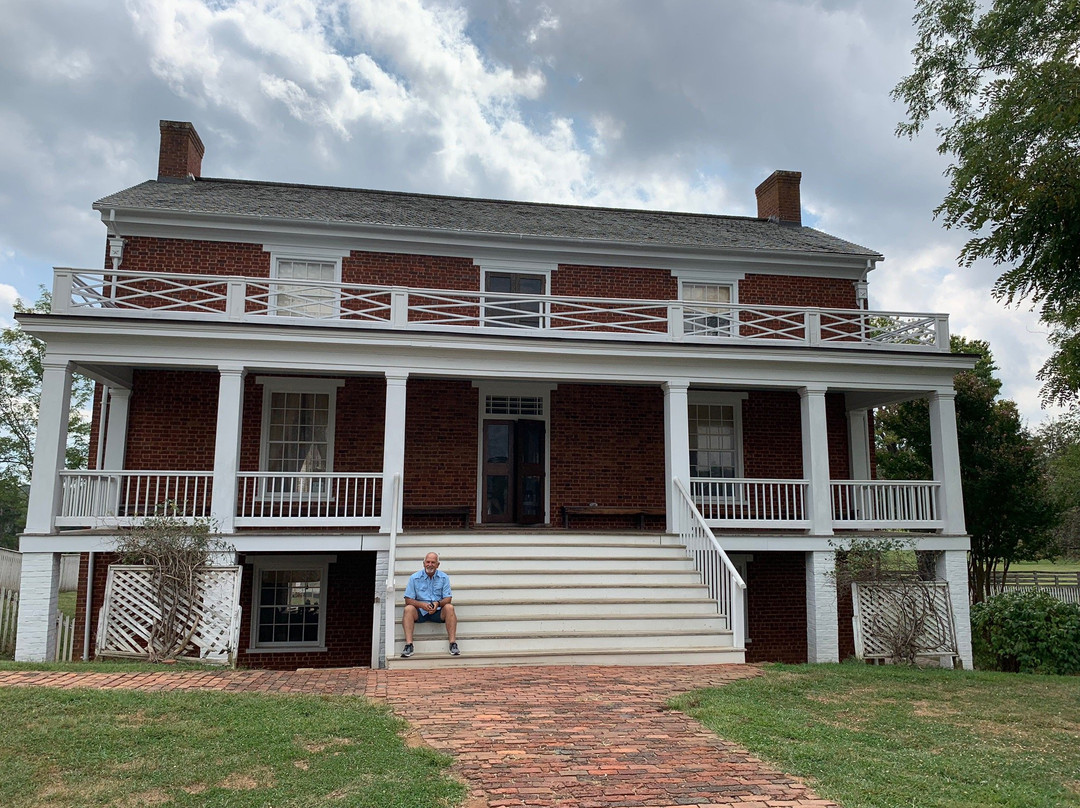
[{"xmin": 0, "ymin": 0, "xmax": 1061, "ymax": 426}]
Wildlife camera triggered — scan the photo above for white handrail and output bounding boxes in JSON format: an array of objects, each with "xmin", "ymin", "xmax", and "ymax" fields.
[
  {"xmin": 383, "ymin": 473, "xmax": 401, "ymax": 667},
  {"xmin": 672, "ymin": 476, "xmax": 746, "ymax": 649}
]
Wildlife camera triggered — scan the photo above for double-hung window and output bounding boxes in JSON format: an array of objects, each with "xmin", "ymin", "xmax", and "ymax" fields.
[
  {"xmin": 688, "ymin": 392, "xmax": 746, "ymax": 500},
  {"xmin": 250, "ymin": 555, "xmax": 333, "ymax": 650},
  {"xmin": 256, "ymin": 377, "xmax": 343, "ymax": 498},
  {"xmin": 682, "ymin": 282, "xmax": 733, "ymax": 336},
  {"xmin": 264, "ymin": 247, "xmax": 348, "ymax": 319}
]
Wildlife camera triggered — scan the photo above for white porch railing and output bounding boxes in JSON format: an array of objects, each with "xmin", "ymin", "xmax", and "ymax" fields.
[
  {"xmin": 673, "ymin": 477, "xmax": 746, "ymax": 649},
  {"xmin": 691, "ymin": 478, "xmax": 809, "ymax": 528},
  {"xmin": 54, "ymin": 268, "xmax": 951, "ymax": 351},
  {"xmin": 57, "ymin": 470, "xmax": 380, "ymax": 527},
  {"xmin": 831, "ymin": 480, "xmax": 942, "ymax": 529},
  {"xmin": 57, "ymin": 470, "xmax": 213, "ymax": 526},
  {"xmin": 234, "ymin": 472, "xmax": 382, "ymax": 526}
]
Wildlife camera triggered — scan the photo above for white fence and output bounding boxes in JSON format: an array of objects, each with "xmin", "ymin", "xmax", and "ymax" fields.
[
  {"xmin": 55, "ymin": 268, "xmax": 952, "ymax": 352},
  {"xmin": 0, "ymin": 549, "xmax": 80, "ymax": 591},
  {"xmin": 692, "ymin": 478, "xmax": 808, "ymax": 528},
  {"xmin": 0, "ymin": 588, "xmax": 75, "ymax": 661},
  {"xmin": 57, "ymin": 470, "xmax": 213, "ymax": 526},
  {"xmin": 832, "ymin": 480, "xmax": 942, "ymax": 529},
  {"xmin": 999, "ymin": 584, "xmax": 1080, "ymax": 606}
]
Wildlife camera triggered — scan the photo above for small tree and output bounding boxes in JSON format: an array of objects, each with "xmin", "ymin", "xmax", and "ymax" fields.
[
  {"xmin": 834, "ymin": 537, "xmax": 952, "ymax": 666},
  {"xmin": 114, "ymin": 512, "xmax": 232, "ymax": 662}
]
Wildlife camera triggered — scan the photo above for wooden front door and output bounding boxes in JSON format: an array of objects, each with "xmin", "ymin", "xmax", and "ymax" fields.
[{"xmin": 482, "ymin": 419, "xmax": 546, "ymax": 524}]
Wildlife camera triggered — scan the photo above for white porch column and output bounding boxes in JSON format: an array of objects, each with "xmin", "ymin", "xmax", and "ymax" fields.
[
  {"xmin": 799, "ymin": 386, "xmax": 833, "ymax": 536},
  {"xmin": 929, "ymin": 390, "xmax": 966, "ymax": 534},
  {"xmin": 936, "ymin": 549, "xmax": 973, "ymax": 669},
  {"xmin": 24, "ymin": 359, "xmax": 73, "ymax": 535},
  {"xmin": 663, "ymin": 380, "xmax": 691, "ymax": 533},
  {"xmin": 847, "ymin": 408, "xmax": 871, "ymax": 481},
  {"xmin": 380, "ymin": 372, "xmax": 408, "ymax": 533},
  {"xmin": 14, "ymin": 552, "xmax": 61, "ymax": 661},
  {"xmin": 102, "ymin": 387, "xmax": 132, "ymax": 470},
  {"xmin": 211, "ymin": 366, "xmax": 246, "ymax": 534},
  {"xmin": 805, "ymin": 550, "xmax": 839, "ymax": 663}
]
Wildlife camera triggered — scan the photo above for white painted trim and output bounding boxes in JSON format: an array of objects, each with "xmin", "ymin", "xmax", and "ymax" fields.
[
  {"xmin": 248, "ymin": 554, "xmax": 335, "ymax": 651},
  {"xmin": 673, "ymin": 269, "xmax": 744, "ymax": 305},
  {"xmin": 263, "ymin": 245, "xmax": 351, "ymax": 262}
]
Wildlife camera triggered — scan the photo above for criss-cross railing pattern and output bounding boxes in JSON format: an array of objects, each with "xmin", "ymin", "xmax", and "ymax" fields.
[{"xmin": 54, "ymin": 269, "xmax": 950, "ymax": 351}]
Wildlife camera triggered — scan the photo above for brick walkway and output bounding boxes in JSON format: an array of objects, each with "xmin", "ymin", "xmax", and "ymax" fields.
[{"xmin": 0, "ymin": 665, "xmax": 835, "ymax": 808}]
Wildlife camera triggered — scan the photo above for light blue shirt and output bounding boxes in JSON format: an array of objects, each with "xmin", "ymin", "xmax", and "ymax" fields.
[{"xmin": 404, "ymin": 568, "xmax": 453, "ymax": 614}]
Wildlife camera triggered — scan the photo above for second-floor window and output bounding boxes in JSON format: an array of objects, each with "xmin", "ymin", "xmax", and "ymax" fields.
[
  {"xmin": 483, "ymin": 271, "xmax": 546, "ymax": 328},
  {"xmin": 257, "ymin": 377, "xmax": 343, "ymax": 497},
  {"xmin": 273, "ymin": 258, "xmax": 338, "ymax": 318},
  {"xmin": 682, "ymin": 282, "xmax": 733, "ymax": 335}
]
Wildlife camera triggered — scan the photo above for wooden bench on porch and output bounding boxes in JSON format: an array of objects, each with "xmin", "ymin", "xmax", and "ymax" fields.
[
  {"xmin": 562, "ymin": 505, "xmax": 666, "ymax": 530},
  {"xmin": 402, "ymin": 505, "xmax": 472, "ymax": 528}
]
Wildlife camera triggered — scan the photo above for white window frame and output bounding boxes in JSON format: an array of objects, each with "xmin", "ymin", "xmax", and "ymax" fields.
[
  {"xmin": 248, "ymin": 554, "xmax": 336, "ymax": 652},
  {"xmin": 673, "ymin": 268, "xmax": 743, "ymax": 338},
  {"xmin": 688, "ymin": 391, "xmax": 748, "ymax": 502},
  {"xmin": 255, "ymin": 376, "xmax": 345, "ymax": 500},
  {"xmin": 476, "ymin": 259, "xmax": 554, "ymax": 330},
  {"xmin": 264, "ymin": 246, "xmax": 349, "ymax": 319}
]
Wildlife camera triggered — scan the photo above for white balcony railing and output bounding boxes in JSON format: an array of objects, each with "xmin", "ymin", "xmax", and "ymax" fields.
[
  {"xmin": 53, "ymin": 269, "xmax": 951, "ymax": 351},
  {"xmin": 57, "ymin": 471, "xmax": 213, "ymax": 527},
  {"xmin": 57, "ymin": 471, "xmax": 381, "ymax": 527},
  {"xmin": 831, "ymin": 480, "xmax": 942, "ymax": 529},
  {"xmin": 691, "ymin": 478, "xmax": 809, "ymax": 528}
]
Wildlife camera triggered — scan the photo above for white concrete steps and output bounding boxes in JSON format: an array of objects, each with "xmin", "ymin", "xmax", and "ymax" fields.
[
  {"xmin": 391, "ymin": 646, "xmax": 746, "ymax": 669},
  {"xmin": 387, "ymin": 531, "xmax": 744, "ymax": 669}
]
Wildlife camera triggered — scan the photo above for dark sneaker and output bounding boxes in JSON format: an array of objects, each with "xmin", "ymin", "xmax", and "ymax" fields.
[
  {"xmin": 449, "ymin": 642, "xmax": 460, "ymax": 656},
  {"xmin": 400, "ymin": 643, "xmax": 414, "ymax": 658}
]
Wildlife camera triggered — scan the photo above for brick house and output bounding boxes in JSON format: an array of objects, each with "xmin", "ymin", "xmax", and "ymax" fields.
[{"xmin": 15, "ymin": 121, "xmax": 973, "ymax": 669}]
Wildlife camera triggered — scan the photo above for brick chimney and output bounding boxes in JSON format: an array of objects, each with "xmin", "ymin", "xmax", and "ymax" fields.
[
  {"xmin": 157, "ymin": 120, "xmax": 204, "ymax": 181},
  {"xmin": 755, "ymin": 170, "xmax": 802, "ymax": 225}
]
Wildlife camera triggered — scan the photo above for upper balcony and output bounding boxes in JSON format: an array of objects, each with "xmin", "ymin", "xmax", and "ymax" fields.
[{"xmin": 52, "ymin": 269, "xmax": 951, "ymax": 352}]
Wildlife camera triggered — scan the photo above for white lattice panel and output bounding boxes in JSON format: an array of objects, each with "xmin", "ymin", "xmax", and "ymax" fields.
[
  {"xmin": 852, "ymin": 581, "xmax": 959, "ymax": 662},
  {"xmin": 97, "ymin": 565, "xmax": 242, "ymax": 665}
]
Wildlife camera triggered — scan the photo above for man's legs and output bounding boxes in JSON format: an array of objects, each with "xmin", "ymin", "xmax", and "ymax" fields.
[
  {"xmin": 442, "ymin": 603, "xmax": 457, "ymax": 643},
  {"xmin": 402, "ymin": 604, "xmax": 419, "ymax": 644}
]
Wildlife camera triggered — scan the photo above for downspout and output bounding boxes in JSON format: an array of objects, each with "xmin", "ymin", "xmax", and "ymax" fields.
[{"xmin": 81, "ymin": 552, "xmax": 94, "ymax": 660}]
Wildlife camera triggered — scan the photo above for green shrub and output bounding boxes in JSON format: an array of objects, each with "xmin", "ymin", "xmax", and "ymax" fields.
[{"xmin": 971, "ymin": 589, "xmax": 1080, "ymax": 674}]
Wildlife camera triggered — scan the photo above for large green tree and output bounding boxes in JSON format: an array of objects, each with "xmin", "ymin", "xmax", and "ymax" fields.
[
  {"xmin": 893, "ymin": 0, "xmax": 1080, "ymax": 404},
  {"xmin": 1035, "ymin": 410, "xmax": 1080, "ymax": 560},
  {"xmin": 0, "ymin": 292, "xmax": 92, "ymax": 547},
  {"xmin": 876, "ymin": 336, "xmax": 1059, "ymax": 601}
]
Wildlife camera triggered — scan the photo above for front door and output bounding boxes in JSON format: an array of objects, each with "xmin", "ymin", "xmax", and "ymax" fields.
[{"xmin": 482, "ymin": 419, "xmax": 546, "ymax": 524}]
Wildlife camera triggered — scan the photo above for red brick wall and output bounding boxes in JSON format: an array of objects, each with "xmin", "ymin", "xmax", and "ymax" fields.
[
  {"xmin": 743, "ymin": 391, "xmax": 803, "ymax": 478},
  {"xmin": 550, "ymin": 384, "xmax": 666, "ymax": 528},
  {"xmin": 114, "ymin": 237, "xmax": 269, "ymax": 276},
  {"xmin": 124, "ymin": 370, "xmax": 219, "ymax": 471},
  {"xmin": 402, "ymin": 380, "xmax": 478, "ymax": 527},
  {"xmin": 110, "ymin": 235, "xmax": 856, "ymax": 312},
  {"xmin": 235, "ymin": 551, "xmax": 376, "ymax": 670},
  {"xmin": 827, "ymin": 392, "xmax": 851, "ymax": 479},
  {"xmin": 552, "ymin": 265, "xmax": 677, "ymax": 299},
  {"xmin": 87, "ymin": 384, "xmax": 104, "ymax": 470},
  {"xmin": 745, "ymin": 551, "xmax": 808, "ymax": 663},
  {"xmin": 739, "ymin": 274, "xmax": 856, "ymax": 309}
]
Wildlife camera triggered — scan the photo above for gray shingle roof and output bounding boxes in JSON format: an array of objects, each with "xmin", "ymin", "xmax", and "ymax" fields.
[{"xmin": 95, "ymin": 177, "xmax": 882, "ymax": 258}]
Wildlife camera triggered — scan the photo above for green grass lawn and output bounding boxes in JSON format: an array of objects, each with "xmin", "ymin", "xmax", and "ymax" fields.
[
  {"xmin": 1008, "ymin": 559, "xmax": 1080, "ymax": 573},
  {"xmin": 0, "ymin": 686, "xmax": 464, "ymax": 808},
  {"xmin": 56, "ymin": 590, "xmax": 77, "ymax": 619},
  {"xmin": 671, "ymin": 663, "xmax": 1080, "ymax": 808}
]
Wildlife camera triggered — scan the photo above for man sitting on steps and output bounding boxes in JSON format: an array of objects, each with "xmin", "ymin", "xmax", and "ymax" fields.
[{"xmin": 401, "ymin": 551, "xmax": 459, "ymax": 658}]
